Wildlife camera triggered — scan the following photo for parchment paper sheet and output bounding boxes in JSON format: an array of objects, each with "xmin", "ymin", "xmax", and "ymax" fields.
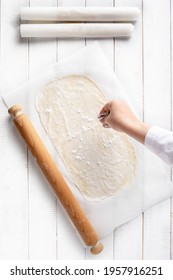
[{"xmin": 3, "ymin": 42, "xmax": 173, "ymax": 239}]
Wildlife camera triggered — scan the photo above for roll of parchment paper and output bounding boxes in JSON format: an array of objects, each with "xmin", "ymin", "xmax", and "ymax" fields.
[
  {"xmin": 20, "ymin": 7, "xmax": 140, "ymax": 22},
  {"xmin": 20, "ymin": 23, "xmax": 134, "ymax": 38}
]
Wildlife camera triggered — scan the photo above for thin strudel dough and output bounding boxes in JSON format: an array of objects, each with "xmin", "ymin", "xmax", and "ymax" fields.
[{"xmin": 35, "ymin": 75, "xmax": 136, "ymax": 201}]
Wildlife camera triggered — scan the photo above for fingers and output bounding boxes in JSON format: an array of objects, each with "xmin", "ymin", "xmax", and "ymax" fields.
[
  {"xmin": 98, "ymin": 111, "xmax": 110, "ymax": 120},
  {"xmin": 99, "ymin": 112, "xmax": 111, "ymax": 128},
  {"xmin": 101, "ymin": 117, "xmax": 111, "ymax": 128},
  {"xmin": 103, "ymin": 123, "xmax": 110, "ymax": 128},
  {"xmin": 98, "ymin": 101, "xmax": 113, "ymax": 129},
  {"xmin": 97, "ymin": 101, "xmax": 111, "ymax": 119}
]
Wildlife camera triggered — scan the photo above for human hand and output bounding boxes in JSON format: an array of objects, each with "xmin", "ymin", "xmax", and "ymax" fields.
[{"xmin": 98, "ymin": 99, "xmax": 150, "ymax": 144}]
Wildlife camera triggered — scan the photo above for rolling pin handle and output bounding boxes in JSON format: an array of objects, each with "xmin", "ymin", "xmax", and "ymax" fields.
[
  {"xmin": 8, "ymin": 104, "xmax": 22, "ymax": 118},
  {"xmin": 90, "ymin": 242, "xmax": 104, "ymax": 255}
]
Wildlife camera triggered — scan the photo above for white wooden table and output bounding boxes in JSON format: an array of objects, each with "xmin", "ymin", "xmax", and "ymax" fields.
[{"xmin": 0, "ymin": 0, "xmax": 173, "ymax": 260}]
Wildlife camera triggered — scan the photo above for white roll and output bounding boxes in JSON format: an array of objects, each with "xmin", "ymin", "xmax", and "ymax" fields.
[
  {"xmin": 20, "ymin": 23, "xmax": 134, "ymax": 38},
  {"xmin": 20, "ymin": 7, "xmax": 140, "ymax": 22}
]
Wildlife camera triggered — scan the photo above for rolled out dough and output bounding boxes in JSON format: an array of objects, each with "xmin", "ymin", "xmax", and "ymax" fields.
[{"xmin": 35, "ymin": 75, "xmax": 136, "ymax": 201}]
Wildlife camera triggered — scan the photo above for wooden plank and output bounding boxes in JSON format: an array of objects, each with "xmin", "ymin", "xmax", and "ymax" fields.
[
  {"xmin": 113, "ymin": 0, "xmax": 143, "ymax": 260},
  {"xmin": 85, "ymin": 0, "xmax": 114, "ymax": 260},
  {"xmin": 144, "ymin": 200, "xmax": 170, "ymax": 259},
  {"xmin": 171, "ymin": 0, "xmax": 173, "ymax": 260},
  {"xmin": 56, "ymin": 0, "xmax": 86, "ymax": 260},
  {"xmin": 0, "ymin": 0, "xmax": 28, "ymax": 259},
  {"xmin": 143, "ymin": 0, "xmax": 171, "ymax": 259},
  {"xmin": 28, "ymin": 0, "xmax": 57, "ymax": 260}
]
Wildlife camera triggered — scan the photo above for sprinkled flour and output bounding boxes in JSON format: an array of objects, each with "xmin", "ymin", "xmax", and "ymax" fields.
[{"xmin": 35, "ymin": 75, "xmax": 136, "ymax": 201}]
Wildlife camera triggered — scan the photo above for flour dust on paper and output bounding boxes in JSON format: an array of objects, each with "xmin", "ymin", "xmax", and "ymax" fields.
[{"xmin": 35, "ymin": 75, "xmax": 136, "ymax": 201}]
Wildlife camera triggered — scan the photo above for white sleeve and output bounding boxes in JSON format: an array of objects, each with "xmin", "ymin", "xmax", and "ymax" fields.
[{"xmin": 144, "ymin": 126, "xmax": 173, "ymax": 166}]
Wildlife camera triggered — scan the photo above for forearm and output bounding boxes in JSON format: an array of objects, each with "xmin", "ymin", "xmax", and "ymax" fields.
[{"xmin": 125, "ymin": 121, "xmax": 151, "ymax": 144}]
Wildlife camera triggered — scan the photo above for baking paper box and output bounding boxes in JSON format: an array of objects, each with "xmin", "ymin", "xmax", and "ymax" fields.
[{"xmin": 3, "ymin": 42, "xmax": 173, "ymax": 238}]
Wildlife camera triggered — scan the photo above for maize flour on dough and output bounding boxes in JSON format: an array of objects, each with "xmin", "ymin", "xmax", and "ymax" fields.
[{"xmin": 35, "ymin": 75, "xmax": 136, "ymax": 201}]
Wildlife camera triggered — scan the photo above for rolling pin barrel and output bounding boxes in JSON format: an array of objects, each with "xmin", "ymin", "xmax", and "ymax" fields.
[{"xmin": 8, "ymin": 104, "xmax": 103, "ymax": 255}]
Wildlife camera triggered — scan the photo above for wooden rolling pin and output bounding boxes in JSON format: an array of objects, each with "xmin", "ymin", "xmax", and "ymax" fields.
[{"xmin": 8, "ymin": 105, "xmax": 103, "ymax": 255}]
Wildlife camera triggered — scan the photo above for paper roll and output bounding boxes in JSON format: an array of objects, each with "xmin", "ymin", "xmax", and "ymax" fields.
[
  {"xmin": 20, "ymin": 7, "xmax": 140, "ymax": 22},
  {"xmin": 20, "ymin": 23, "xmax": 134, "ymax": 38}
]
